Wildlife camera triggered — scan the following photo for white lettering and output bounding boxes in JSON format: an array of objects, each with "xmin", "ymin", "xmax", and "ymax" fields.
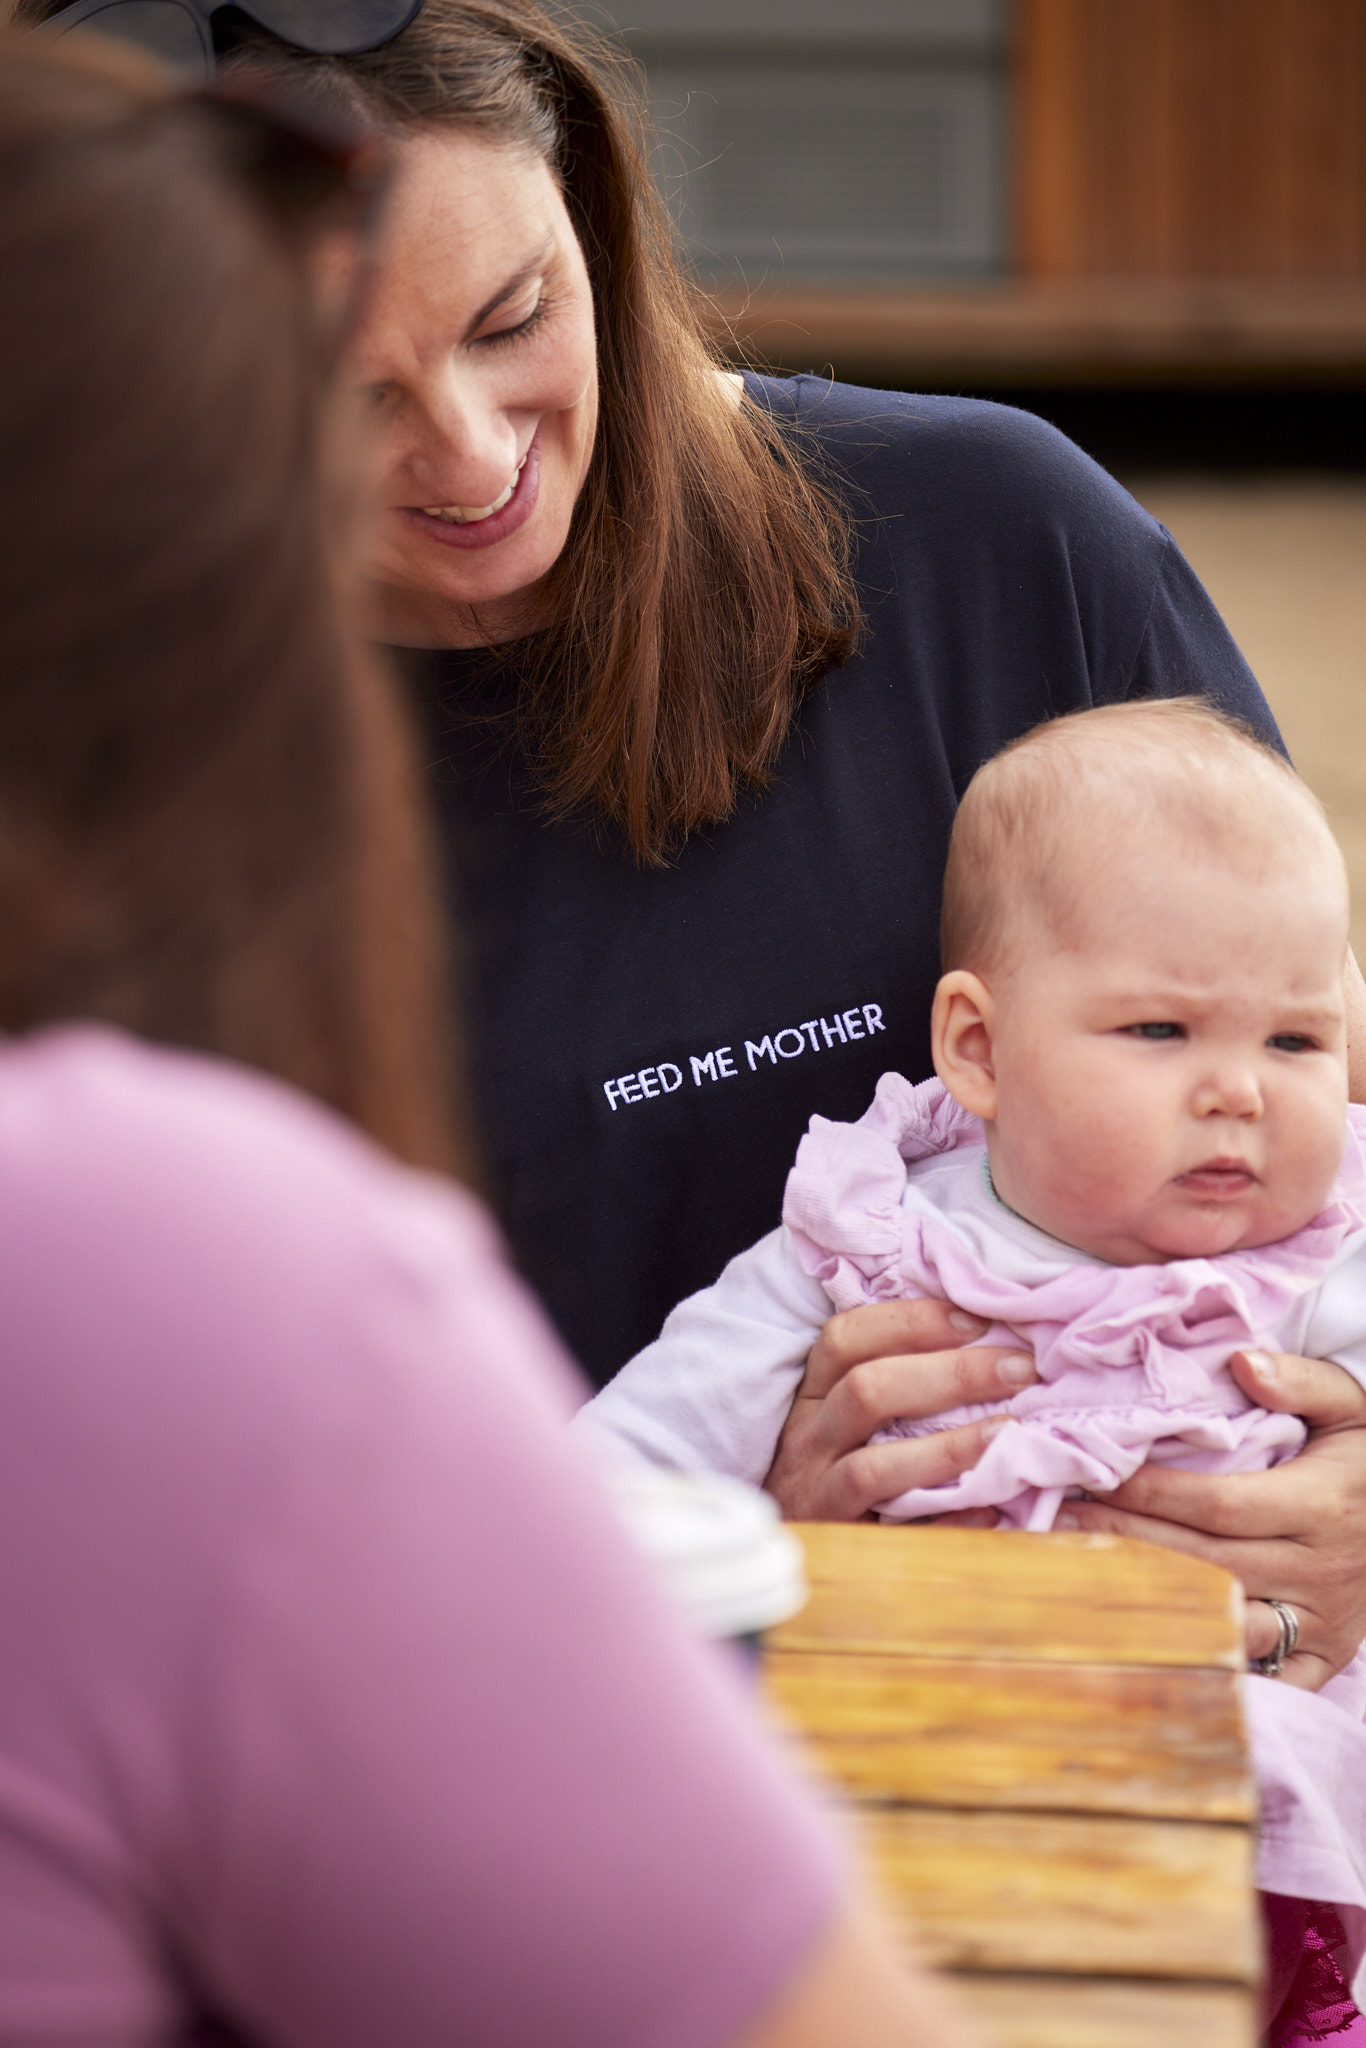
[{"xmin": 609, "ymin": 1003, "xmax": 884, "ymax": 1111}]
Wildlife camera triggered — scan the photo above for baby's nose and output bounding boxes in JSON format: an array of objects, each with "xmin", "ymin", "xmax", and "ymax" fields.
[{"xmin": 1193, "ymin": 1064, "xmax": 1264, "ymax": 1118}]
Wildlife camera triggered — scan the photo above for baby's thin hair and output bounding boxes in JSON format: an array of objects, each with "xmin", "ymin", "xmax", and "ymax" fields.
[{"xmin": 941, "ymin": 698, "xmax": 1339, "ymax": 975}]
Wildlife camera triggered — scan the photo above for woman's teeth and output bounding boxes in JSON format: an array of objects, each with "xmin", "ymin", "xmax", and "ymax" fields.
[{"xmin": 422, "ymin": 455, "xmax": 526, "ymax": 525}]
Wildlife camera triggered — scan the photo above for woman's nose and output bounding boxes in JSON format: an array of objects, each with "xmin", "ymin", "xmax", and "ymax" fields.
[{"xmin": 406, "ymin": 368, "xmax": 519, "ymax": 504}]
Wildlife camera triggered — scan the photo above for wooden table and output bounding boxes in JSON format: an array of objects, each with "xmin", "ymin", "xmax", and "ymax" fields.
[{"xmin": 762, "ymin": 1526, "xmax": 1259, "ymax": 2048}]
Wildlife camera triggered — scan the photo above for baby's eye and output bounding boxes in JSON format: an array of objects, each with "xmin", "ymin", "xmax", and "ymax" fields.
[
  {"xmin": 1268, "ymin": 1033, "xmax": 1315, "ymax": 1053},
  {"xmin": 1125, "ymin": 1022, "xmax": 1184, "ymax": 1040}
]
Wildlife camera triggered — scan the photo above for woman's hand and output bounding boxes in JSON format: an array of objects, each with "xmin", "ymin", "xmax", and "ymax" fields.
[
  {"xmin": 763, "ymin": 1299, "xmax": 1037, "ymax": 1521},
  {"xmin": 1058, "ymin": 1349, "xmax": 1366, "ymax": 1690}
]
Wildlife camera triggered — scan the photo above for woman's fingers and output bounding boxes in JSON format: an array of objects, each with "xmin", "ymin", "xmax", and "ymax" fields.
[
  {"xmin": 766, "ymin": 1299, "xmax": 1036, "ymax": 1521},
  {"xmin": 801, "ymin": 1298, "xmax": 993, "ymax": 1400},
  {"xmin": 812, "ymin": 1418, "xmax": 1011, "ymax": 1525},
  {"xmin": 1243, "ymin": 1599, "xmax": 1336, "ymax": 1692},
  {"xmin": 1057, "ymin": 1495, "xmax": 1286, "ymax": 1578},
  {"xmin": 765, "ymin": 1296, "xmax": 1036, "ymax": 1522},
  {"xmin": 1229, "ymin": 1348, "xmax": 1366, "ymax": 1431},
  {"xmin": 818, "ymin": 1344, "xmax": 1033, "ymax": 1453},
  {"xmin": 1072, "ymin": 1462, "xmax": 1307, "ymax": 1541}
]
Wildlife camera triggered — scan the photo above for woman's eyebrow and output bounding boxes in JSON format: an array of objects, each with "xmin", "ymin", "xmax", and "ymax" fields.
[{"xmin": 463, "ymin": 237, "xmax": 555, "ymax": 341}]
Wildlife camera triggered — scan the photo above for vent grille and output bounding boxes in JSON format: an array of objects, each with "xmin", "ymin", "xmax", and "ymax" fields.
[{"xmin": 650, "ymin": 62, "xmax": 1003, "ymax": 283}]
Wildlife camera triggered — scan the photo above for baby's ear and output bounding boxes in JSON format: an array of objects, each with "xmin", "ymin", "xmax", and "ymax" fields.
[{"xmin": 932, "ymin": 971, "xmax": 998, "ymax": 1121}]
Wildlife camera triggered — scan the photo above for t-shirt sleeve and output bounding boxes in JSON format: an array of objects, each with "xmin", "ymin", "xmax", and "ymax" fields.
[
  {"xmin": 1125, "ymin": 529, "xmax": 1286, "ymax": 753},
  {"xmin": 182, "ymin": 1208, "xmax": 843, "ymax": 2048}
]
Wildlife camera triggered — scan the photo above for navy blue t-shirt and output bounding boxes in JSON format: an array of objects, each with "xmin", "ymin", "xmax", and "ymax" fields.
[{"xmin": 416, "ymin": 380, "xmax": 1282, "ymax": 1389}]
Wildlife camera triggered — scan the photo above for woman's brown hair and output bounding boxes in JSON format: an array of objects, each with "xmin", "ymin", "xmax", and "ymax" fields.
[
  {"xmin": 98, "ymin": 0, "xmax": 862, "ymax": 865},
  {"xmin": 0, "ymin": 32, "xmax": 462, "ymax": 1173}
]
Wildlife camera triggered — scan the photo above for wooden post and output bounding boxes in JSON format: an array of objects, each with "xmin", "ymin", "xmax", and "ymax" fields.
[{"xmin": 1014, "ymin": 0, "xmax": 1366, "ymax": 279}]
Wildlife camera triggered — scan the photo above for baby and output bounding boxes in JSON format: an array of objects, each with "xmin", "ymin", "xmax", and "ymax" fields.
[{"xmin": 580, "ymin": 697, "xmax": 1366, "ymax": 2017}]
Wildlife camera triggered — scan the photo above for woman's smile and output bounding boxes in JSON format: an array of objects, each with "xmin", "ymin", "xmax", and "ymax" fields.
[{"xmin": 402, "ymin": 433, "xmax": 540, "ymax": 551}]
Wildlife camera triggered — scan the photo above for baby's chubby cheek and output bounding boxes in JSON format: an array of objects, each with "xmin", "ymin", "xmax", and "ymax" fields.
[{"xmin": 989, "ymin": 1103, "xmax": 1143, "ymax": 1247}]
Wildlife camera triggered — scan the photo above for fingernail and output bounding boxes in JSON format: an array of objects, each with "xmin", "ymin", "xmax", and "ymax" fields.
[
  {"xmin": 982, "ymin": 1417, "xmax": 1011, "ymax": 1440},
  {"xmin": 1241, "ymin": 1350, "xmax": 1279, "ymax": 1387},
  {"xmin": 949, "ymin": 1310, "xmax": 990, "ymax": 1336},
  {"xmin": 999, "ymin": 1353, "xmax": 1035, "ymax": 1387},
  {"xmin": 1054, "ymin": 1509, "xmax": 1080, "ymax": 1530}
]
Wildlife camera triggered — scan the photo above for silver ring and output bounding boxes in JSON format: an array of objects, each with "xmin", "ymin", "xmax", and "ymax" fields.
[{"xmin": 1252, "ymin": 1599, "xmax": 1300, "ymax": 1677}]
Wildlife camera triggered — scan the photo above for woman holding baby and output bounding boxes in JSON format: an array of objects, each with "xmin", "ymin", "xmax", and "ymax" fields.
[{"xmin": 45, "ymin": 0, "xmax": 1361, "ymax": 1692}]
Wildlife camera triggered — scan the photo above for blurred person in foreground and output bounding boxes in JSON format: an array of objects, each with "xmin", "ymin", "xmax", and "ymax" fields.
[{"xmin": 0, "ymin": 37, "xmax": 970, "ymax": 2048}]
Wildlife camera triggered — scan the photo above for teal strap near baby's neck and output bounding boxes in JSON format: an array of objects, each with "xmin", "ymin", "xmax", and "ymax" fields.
[{"xmin": 982, "ymin": 1150, "xmax": 1029, "ymax": 1227}]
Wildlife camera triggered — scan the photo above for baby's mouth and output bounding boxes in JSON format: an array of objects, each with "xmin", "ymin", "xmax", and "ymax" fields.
[
  {"xmin": 419, "ymin": 453, "xmax": 527, "ymax": 525},
  {"xmin": 1175, "ymin": 1158, "xmax": 1258, "ymax": 1197}
]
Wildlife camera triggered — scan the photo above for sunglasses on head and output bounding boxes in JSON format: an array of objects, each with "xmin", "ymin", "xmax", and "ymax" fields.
[{"xmin": 37, "ymin": 0, "xmax": 424, "ymax": 80}]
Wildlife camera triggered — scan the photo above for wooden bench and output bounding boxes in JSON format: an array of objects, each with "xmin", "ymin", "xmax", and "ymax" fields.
[{"xmin": 762, "ymin": 1526, "xmax": 1259, "ymax": 2048}]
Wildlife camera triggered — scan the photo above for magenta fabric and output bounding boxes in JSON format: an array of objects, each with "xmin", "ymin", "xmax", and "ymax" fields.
[
  {"xmin": 1263, "ymin": 1896, "xmax": 1366, "ymax": 2045},
  {"xmin": 782, "ymin": 1072, "xmax": 1366, "ymax": 1530},
  {"xmin": 0, "ymin": 1026, "xmax": 841, "ymax": 2048}
]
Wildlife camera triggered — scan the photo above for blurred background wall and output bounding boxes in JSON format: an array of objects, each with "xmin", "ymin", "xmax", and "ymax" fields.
[{"xmin": 596, "ymin": 0, "xmax": 1366, "ymax": 951}]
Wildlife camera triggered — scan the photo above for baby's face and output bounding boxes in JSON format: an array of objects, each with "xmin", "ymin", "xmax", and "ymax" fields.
[{"xmin": 983, "ymin": 826, "xmax": 1349, "ymax": 1265}]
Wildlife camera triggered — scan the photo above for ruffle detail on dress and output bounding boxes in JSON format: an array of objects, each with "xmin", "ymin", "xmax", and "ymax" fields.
[{"xmin": 782, "ymin": 1073, "xmax": 983, "ymax": 1312}]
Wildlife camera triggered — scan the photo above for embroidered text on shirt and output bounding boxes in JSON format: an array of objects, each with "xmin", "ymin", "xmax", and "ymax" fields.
[{"xmin": 601, "ymin": 1003, "xmax": 885, "ymax": 1111}]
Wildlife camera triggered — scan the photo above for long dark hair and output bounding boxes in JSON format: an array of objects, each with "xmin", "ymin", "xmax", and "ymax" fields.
[
  {"xmin": 118, "ymin": 0, "xmax": 863, "ymax": 864},
  {"xmin": 0, "ymin": 33, "xmax": 462, "ymax": 1174}
]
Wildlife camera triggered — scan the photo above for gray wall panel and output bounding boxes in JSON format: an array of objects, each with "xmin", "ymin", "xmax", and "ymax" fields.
[
  {"xmin": 616, "ymin": 0, "xmax": 1004, "ymax": 51},
  {"xmin": 650, "ymin": 62, "xmax": 1003, "ymax": 282},
  {"xmin": 587, "ymin": 0, "xmax": 1007, "ymax": 284}
]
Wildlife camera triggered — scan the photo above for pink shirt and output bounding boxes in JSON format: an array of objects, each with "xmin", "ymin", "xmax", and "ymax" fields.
[{"xmin": 0, "ymin": 1027, "xmax": 839, "ymax": 2047}]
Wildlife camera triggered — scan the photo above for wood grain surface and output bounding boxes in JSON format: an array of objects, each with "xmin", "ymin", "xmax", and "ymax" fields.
[
  {"xmin": 764, "ymin": 1652, "xmax": 1253, "ymax": 1820},
  {"xmin": 768, "ymin": 1526, "xmax": 1246, "ymax": 1668},
  {"xmin": 949, "ymin": 1973, "xmax": 1257, "ymax": 2048},
  {"xmin": 861, "ymin": 1807, "xmax": 1257, "ymax": 1979}
]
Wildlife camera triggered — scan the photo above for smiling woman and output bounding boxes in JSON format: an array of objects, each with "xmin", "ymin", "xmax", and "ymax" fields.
[{"xmin": 177, "ymin": 0, "xmax": 861, "ymax": 855}]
